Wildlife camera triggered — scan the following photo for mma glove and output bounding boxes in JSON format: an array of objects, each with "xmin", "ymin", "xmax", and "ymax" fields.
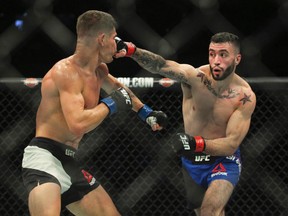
[
  {"xmin": 171, "ymin": 133, "xmax": 206, "ymax": 158},
  {"xmin": 101, "ymin": 87, "xmax": 132, "ymax": 116},
  {"xmin": 137, "ymin": 104, "xmax": 168, "ymax": 128},
  {"xmin": 115, "ymin": 37, "xmax": 136, "ymax": 57}
]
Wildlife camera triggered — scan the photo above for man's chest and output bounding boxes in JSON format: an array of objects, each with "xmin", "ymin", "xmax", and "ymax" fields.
[{"xmin": 82, "ymin": 77, "xmax": 102, "ymax": 109}]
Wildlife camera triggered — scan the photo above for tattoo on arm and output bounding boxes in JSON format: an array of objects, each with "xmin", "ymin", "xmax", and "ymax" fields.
[
  {"xmin": 133, "ymin": 49, "xmax": 189, "ymax": 83},
  {"xmin": 240, "ymin": 93, "xmax": 252, "ymax": 105},
  {"xmin": 132, "ymin": 49, "xmax": 166, "ymax": 73},
  {"xmin": 164, "ymin": 70, "xmax": 188, "ymax": 83}
]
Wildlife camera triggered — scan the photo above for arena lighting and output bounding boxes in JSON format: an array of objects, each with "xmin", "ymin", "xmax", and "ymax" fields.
[
  {"xmin": 15, "ymin": 19, "xmax": 24, "ymax": 30},
  {"xmin": 14, "ymin": 12, "xmax": 27, "ymax": 30}
]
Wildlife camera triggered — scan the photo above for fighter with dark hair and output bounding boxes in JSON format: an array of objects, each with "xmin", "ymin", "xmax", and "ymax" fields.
[{"xmin": 115, "ymin": 32, "xmax": 256, "ymax": 216}]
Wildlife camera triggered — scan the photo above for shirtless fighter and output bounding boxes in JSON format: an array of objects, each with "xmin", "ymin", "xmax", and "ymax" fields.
[
  {"xmin": 115, "ymin": 32, "xmax": 256, "ymax": 216},
  {"xmin": 21, "ymin": 10, "xmax": 167, "ymax": 216}
]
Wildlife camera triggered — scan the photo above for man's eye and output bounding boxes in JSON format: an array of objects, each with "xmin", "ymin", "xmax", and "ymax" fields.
[{"xmin": 220, "ymin": 53, "xmax": 228, "ymax": 58}]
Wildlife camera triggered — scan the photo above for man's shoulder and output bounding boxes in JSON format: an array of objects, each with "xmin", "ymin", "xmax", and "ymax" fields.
[
  {"xmin": 235, "ymin": 74, "xmax": 254, "ymax": 91},
  {"xmin": 197, "ymin": 64, "xmax": 210, "ymax": 73},
  {"xmin": 96, "ymin": 63, "xmax": 109, "ymax": 76},
  {"xmin": 235, "ymin": 76, "xmax": 256, "ymax": 109}
]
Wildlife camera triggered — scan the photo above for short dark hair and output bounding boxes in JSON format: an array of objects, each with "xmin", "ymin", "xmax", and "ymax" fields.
[
  {"xmin": 76, "ymin": 10, "xmax": 117, "ymax": 38},
  {"xmin": 210, "ymin": 32, "xmax": 240, "ymax": 53}
]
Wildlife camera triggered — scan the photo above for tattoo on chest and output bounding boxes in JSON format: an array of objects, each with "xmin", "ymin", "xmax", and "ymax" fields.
[{"xmin": 197, "ymin": 72, "xmax": 239, "ymax": 99}]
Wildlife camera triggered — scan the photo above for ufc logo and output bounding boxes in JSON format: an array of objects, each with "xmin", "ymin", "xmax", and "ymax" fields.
[
  {"xmin": 180, "ymin": 134, "xmax": 190, "ymax": 150},
  {"xmin": 120, "ymin": 88, "xmax": 132, "ymax": 105},
  {"xmin": 195, "ymin": 155, "xmax": 210, "ymax": 162},
  {"xmin": 65, "ymin": 149, "xmax": 75, "ymax": 157}
]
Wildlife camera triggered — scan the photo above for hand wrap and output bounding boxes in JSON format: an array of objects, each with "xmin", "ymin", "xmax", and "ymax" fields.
[
  {"xmin": 115, "ymin": 37, "xmax": 136, "ymax": 57},
  {"xmin": 101, "ymin": 87, "xmax": 132, "ymax": 116},
  {"xmin": 138, "ymin": 104, "xmax": 168, "ymax": 128}
]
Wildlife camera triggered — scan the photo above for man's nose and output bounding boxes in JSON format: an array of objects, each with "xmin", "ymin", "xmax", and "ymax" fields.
[{"xmin": 214, "ymin": 55, "xmax": 221, "ymax": 65}]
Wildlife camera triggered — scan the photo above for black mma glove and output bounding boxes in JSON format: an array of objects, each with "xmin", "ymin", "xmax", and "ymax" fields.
[
  {"xmin": 171, "ymin": 133, "xmax": 206, "ymax": 158},
  {"xmin": 115, "ymin": 37, "xmax": 136, "ymax": 57},
  {"xmin": 101, "ymin": 87, "xmax": 132, "ymax": 116},
  {"xmin": 137, "ymin": 104, "xmax": 168, "ymax": 128}
]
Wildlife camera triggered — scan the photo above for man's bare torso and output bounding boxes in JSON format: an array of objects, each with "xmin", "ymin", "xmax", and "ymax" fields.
[
  {"xmin": 182, "ymin": 67, "xmax": 252, "ymax": 139},
  {"xmin": 35, "ymin": 57, "xmax": 107, "ymax": 149}
]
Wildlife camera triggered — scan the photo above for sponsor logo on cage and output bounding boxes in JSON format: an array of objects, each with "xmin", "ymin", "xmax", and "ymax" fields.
[
  {"xmin": 117, "ymin": 77, "xmax": 154, "ymax": 88},
  {"xmin": 117, "ymin": 77, "xmax": 176, "ymax": 88},
  {"xmin": 23, "ymin": 78, "xmax": 40, "ymax": 88},
  {"xmin": 159, "ymin": 78, "xmax": 175, "ymax": 87}
]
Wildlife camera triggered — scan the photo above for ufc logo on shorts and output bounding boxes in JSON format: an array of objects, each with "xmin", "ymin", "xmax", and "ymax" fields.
[
  {"xmin": 195, "ymin": 155, "xmax": 210, "ymax": 162},
  {"xmin": 65, "ymin": 149, "xmax": 75, "ymax": 158},
  {"xmin": 120, "ymin": 88, "xmax": 132, "ymax": 105}
]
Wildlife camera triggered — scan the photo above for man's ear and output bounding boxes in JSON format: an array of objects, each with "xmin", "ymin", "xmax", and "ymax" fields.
[
  {"xmin": 97, "ymin": 33, "xmax": 105, "ymax": 46},
  {"xmin": 235, "ymin": 53, "xmax": 241, "ymax": 65}
]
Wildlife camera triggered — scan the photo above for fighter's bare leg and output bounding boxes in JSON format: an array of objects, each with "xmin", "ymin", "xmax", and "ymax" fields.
[
  {"xmin": 66, "ymin": 185, "xmax": 121, "ymax": 216},
  {"xmin": 195, "ymin": 180, "xmax": 234, "ymax": 216},
  {"xmin": 28, "ymin": 182, "xmax": 61, "ymax": 216}
]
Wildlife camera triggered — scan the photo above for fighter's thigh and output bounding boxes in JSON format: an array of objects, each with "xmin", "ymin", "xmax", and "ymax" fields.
[
  {"xmin": 202, "ymin": 179, "xmax": 234, "ymax": 208},
  {"xmin": 28, "ymin": 182, "xmax": 61, "ymax": 216},
  {"xmin": 66, "ymin": 185, "xmax": 120, "ymax": 216}
]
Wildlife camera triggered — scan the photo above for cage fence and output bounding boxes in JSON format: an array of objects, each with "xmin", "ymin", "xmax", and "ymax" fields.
[{"xmin": 0, "ymin": 77, "xmax": 288, "ymax": 216}]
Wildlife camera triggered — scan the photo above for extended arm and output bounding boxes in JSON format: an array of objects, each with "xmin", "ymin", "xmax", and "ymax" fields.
[{"xmin": 114, "ymin": 37, "xmax": 197, "ymax": 85}]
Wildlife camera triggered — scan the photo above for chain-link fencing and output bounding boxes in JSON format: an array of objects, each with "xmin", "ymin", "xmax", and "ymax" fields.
[{"xmin": 0, "ymin": 78, "xmax": 287, "ymax": 216}]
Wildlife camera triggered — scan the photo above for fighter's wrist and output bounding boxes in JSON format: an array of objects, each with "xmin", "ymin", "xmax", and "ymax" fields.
[
  {"xmin": 137, "ymin": 104, "xmax": 153, "ymax": 121},
  {"xmin": 100, "ymin": 98, "xmax": 117, "ymax": 116},
  {"xmin": 192, "ymin": 136, "xmax": 206, "ymax": 152},
  {"xmin": 125, "ymin": 42, "xmax": 136, "ymax": 57}
]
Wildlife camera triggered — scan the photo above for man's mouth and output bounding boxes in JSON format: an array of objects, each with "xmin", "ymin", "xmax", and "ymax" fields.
[{"xmin": 213, "ymin": 68, "xmax": 222, "ymax": 76}]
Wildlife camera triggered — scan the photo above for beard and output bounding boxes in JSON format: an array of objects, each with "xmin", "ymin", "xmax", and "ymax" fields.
[{"xmin": 210, "ymin": 62, "xmax": 236, "ymax": 81}]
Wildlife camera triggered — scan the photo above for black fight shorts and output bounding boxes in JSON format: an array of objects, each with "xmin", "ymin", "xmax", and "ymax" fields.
[{"xmin": 22, "ymin": 137, "xmax": 100, "ymax": 207}]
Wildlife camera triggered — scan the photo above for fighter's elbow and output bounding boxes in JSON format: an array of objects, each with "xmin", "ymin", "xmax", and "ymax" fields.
[
  {"xmin": 226, "ymin": 142, "xmax": 241, "ymax": 156},
  {"xmin": 68, "ymin": 122, "xmax": 86, "ymax": 136}
]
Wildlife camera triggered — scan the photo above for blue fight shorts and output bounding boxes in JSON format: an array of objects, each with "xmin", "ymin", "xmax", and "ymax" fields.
[
  {"xmin": 181, "ymin": 149, "xmax": 241, "ymax": 209},
  {"xmin": 182, "ymin": 149, "xmax": 242, "ymax": 189}
]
